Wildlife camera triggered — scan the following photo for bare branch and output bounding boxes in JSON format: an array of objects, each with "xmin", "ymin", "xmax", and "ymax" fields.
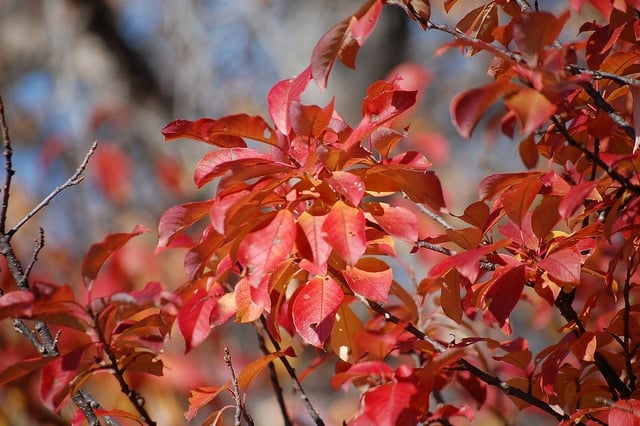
[
  {"xmin": 24, "ymin": 227, "xmax": 45, "ymax": 282},
  {"xmin": 8, "ymin": 140, "xmax": 98, "ymax": 237},
  {"xmin": 257, "ymin": 316, "xmax": 325, "ymax": 426},
  {"xmin": 224, "ymin": 347, "xmax": 254, "ymax": 426},
  {"xmin": 0, "ymin": 97, "xmax": 15, "ymax": 234},
  {"xmin": 256, "ymin": 329, "xmax": 293, "ymax": 426}
]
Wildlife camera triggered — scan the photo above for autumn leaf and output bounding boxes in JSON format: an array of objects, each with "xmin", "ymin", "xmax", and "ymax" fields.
[
  {"xmin": 322, "ymin": 200, "xmax": 366, "ymax": 266},
  {"xmin": 268, "ymin": 66, "xmax": 313, "ymax": 134},
  {"xmin": 342, "ymin": 258, "xmax": 393, "ymax": 302},
  {"xmin": 366, "ymin": 202, "xmax": 418, "ymax": 242},
  {"xmin": 178, "ymin": 288, "xmax": 218, "ymax": 353},
  {"xmin": 162, "ymin": 114, "xmax": 277, "ymax": 147},
  {"xmin": 156, "ymin": 200, "xmax": 214, "ymax": 249},
  {"xmin": 311, "ymin": 0, "xmax": 383, "ymax": 88},
  {"xmin": 237, "ymin": 210, "xmax": 296, "ymax": 287},
  {"xmin": 539, "ymin": 249, "xmax": 582, "ymax": 285},
  {"xmin": 292, "ymin": 276, "xmax": 344, "ymax": 347},
  {"xmin": 451, "ymin": 81, "xmax": 512, "ymax": 138},
  {"xmin": 504, "ymin": 88, "xmax": 556, "ymax": 135},
  {"xmin": 297, "ymin": 211, "xmax": 332, "ymax": 275},
  {"xmin": 351, "ymin": 381, "xmax": 418, "ymax": 425},
  {"xmin": 81, "ymin": 225, "xmax": 150, "ymax": 290},
  {"xmin": 480, "ymin": 265, "xmax": 526, "ymax": 332}
]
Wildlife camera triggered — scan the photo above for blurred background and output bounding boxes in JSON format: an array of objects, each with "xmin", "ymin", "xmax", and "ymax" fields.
[{"xmin": 0, "ymin": 0, "xmax": 590, "ymax": 424}]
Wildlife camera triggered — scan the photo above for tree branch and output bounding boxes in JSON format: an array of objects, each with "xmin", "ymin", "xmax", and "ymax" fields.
[
  {"xmin": 224, "ymin": 346, "xmax": 253, "ymax": 426},
  {"xmin": 257, "ymin": 316, "xmax": 325, "ymax": 426},
  {"xmin": 256, "ymin": 329, "xmax": 293, "ymax": 426}
]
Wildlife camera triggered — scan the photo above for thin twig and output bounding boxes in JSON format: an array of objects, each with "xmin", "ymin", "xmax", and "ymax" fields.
[
  {"xmin": 623, "ymin": 252, "xmax": 637, "ymax": 393},
  {"xmin": 578, "ymin": 81, "xmax": 635, "ymax": 142},
  {"xmin": 71, "ymin": 389, "xmax": 121, "ymax": 426},
  {"xmin": 256, "ymin": 329, "xmax": 293, "ymax": 426},
  {"xmin": 24, "ymin": 227, "xmax": 45, "ymax": 282},
  {"xmin": 551, "ymin": 116, "xmax": 640, "ymax": 195},
  {"xmin": 0, "ymin": 97, "xmax": 15, "ymax": 234},
  {"xmin": 8, "ymin": 140, "xmax": 98, "ymax": 237},
  {"xmin": 367, "ymin": 302, "xmax": 570, "ymax": 422},
  {"xmin": 257, "ymin": 316, "xmax": 325, "ymax": 426},
  {"xmin": 567, "ymin": 65, "xmax": 640, "ymax": 87},
  {"xmin": 91, "ymin": 308, "xmax": 156, "ymax": 426},
  {"xmin": 224, "ymin": 347, "xmax": 253, "ymax": 426}
]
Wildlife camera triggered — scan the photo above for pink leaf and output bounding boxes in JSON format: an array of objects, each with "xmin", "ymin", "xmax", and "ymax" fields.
[
  {"xmin": 350, "ymin": 382, "xmax": 418, "ymax": 425},
  {"xmin": 451, "ymin": 81, "xmax": 511, "ymax": 138},
  {"xmin": 558, "ymin": 181, "xmax": 599, "ymax": 221},
  {"xmin": 297, "ymin": 211, "xmax": 331, "ymax": 275},
  {"xmin": 326, "ymin": 171, "xmax": 366, "ymax": 206},
  {"xmin": 193, "ymin": 148, "xmax": 278, "ymax": 188},
  {"xmin": 366, "ymin": 202, "xmax": 418, "ymax": 242}
]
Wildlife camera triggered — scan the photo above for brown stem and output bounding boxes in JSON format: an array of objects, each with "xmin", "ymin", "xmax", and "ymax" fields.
[
  {"xmin": 257, "ymin": 316, "xmax": 325, "ymax": 426},
  {"xmin": 256, "ymin": 329, "xmax": 293, "ymax": 426}
]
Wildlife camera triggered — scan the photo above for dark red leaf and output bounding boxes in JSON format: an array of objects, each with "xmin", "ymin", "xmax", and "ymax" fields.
[
  {"xmin": 481, "ymin": 265, "xmax": 525, "ymax": 331},
  {"xmin": 451, "ymin": 81, "xmax": 512, "ymax": 139},
  {"xmin": 179, "ymin": 288, "xmax": 218, "ymax": 353},
  {"xmin": 0, "ymin": 290, "xmax": 33, "ymax": 319}
]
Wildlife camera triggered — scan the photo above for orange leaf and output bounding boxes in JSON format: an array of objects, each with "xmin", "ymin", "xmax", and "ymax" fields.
[
  {"xmin": 504, "ymin": 88, "xmax": 556, "ymax": 135},
  {"xmin": 237, "ymin": 347, "xmax": 294, "ymax": 391},
  {"xmin": 342, "ymin": 258, "xmax": 393, "ymax": 302},
  {"xmin": 500, "ymin": 175, "xmax": 542, "ymax": 226}
]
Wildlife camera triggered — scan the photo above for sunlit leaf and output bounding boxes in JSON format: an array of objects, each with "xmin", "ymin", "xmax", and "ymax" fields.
[
  {"xmin": 292, "ymin": 276, "xmax": 344, "ymax": 347},
  {"xmin": 351, "ymin": 382, "xmax": 418, "ymax": 425},
  {"xmin": 331, "ymin": 360, "xmax": 394, "ymax": 389},
  {"xmin": 366, "ymin": 202, "xmax": 418, "ymax": 242},
  {"xmin": 327, "ymin": 171, "xmax": 366, "ymax": 206},
  {"xmin": 297, "ymin": 211, "xmax": 331, "ymax": 275},
  {"xmin": 268, "ymin": 66, "xmax": 313, "ymax": 134},
  {"xmin": 185, "ymin": 386, "xmax": 227, "ymax": 421},
  {"xmin": 237, "ymin": 347, "xmax": 294, "ymax": 391},
  {"xmin": 500, "ymin": 175, "xmax": 542, "ymax": 226},
  {"xmin": 330, "ymin": 303, "xmax": 365, "ymax": 362},
  {"xmin": 237, "ymin": 209, "xmax": 296, "ymax": 287},
  {"xmin": 162, "ymin": 114, "xmax": 277, "ymax": 147},
  {"xmin": 342, "ymin": 258, "xmax": 392, "ymax": 302},
  {"xmin": 178, "ymin": 288, "xmax": 218, "ymax": 353},
  {"xmin": 322, "ymin": 200, "xmax": 366, "ymax": 266}
]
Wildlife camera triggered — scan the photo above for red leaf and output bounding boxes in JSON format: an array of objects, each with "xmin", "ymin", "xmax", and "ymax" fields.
[
  {"xmin": 350, "ymin": 381, "xmax": 418, "ymax": 425},
  {"xmin": 193, "ymin": 148, "xmax": 277, "ymax": 188},
  {"xmin": 186, "ymin": 386, "xmax": 227, "ymax": 421},
  {"xmin": 366, "ymin": 202, "xmax": 418, "ymax": 242},
  {"xmin": 504, "ymin": 88, "xmax": 556, "ymax": 135},
  {"xmin": 343, "ymin": 84, "xmax": 417, "ymax": 149},
  {"xmin": 479, "ymin": 171, "xmax": 544, "ymax": 200},
  {"xmin": 331, "ymin": 360, "xmax": 394, "ymax": 389},
  {"xmin": 82, "ymin": 225, "xmax": 150, "ymax": 290},
  {"xmin": 511, "ymin": 11, "xmax": 570, "ymax": 65},
  {"xmin": 451, "ymin": 81, "xmax": 511, "ymax": 139},
  {"xmin": 235, "ymin": 278, "xmax": 270, "ymax": 323},
  {"xmin": 157, "ymin": 200, "xmax": 214, "ymax": 249},
  {"xmin": 237, "ymin": 210, "xmax": 296, "ymax": 287},
  {"xmin": 539, "ymin": 249, "xmax": 582, "ymax": 284},
  {"xmin": 342, "ymin": 258, "xmax": 393, "ymax": 302},
  {"xmin": 0, "ymin": 356, "xmax": 53, "ymax": 387},
  {"xmin": 267, "ymin": 67, "xmax": 313, "ymax": 134},
  {"xmin": 500, "ymin": 175, "xmax": 542, "ymax": 226},
  {"xmin": 292, "ymin": 276, "xmax": 344, "ymax": 347},
  {"xmin": 322, "ymin": 200, "xmax": 366, "ymax": 266},
  {"xmin": 558, "ymin": 181, "xmax": 599, "ymax": 221},
  {"xmin": 326, "ymin": 171, "xmax": 366, "ymax": 206},
  {"xmin": 297, "ymin": 211, "xmax": 331, "ymax": 275},
  {"xmin": 481, "ymin": 265, "xmax": 525, "ymax": 331},
  {"xmin": 311, "ymin": 0, "xmax": 382, "ymax": 88},
  {"xmin": 0, "ymin": 290, "xmax": 33, "ymax": 319},
  {"xmin": 382, "ymin": 151, "xmax": 432, "ymax": 170},
  {"xmin": 162, "ymin": 114, "xmax": 277, "ymax": 147},
  {"xmin": 428, "ymin": 240, "xmax": 510, "ymax": 283},
  {"xmin": 41, "ymin": 347, "xmax": 85, "ymax": 412},
  {"xmin": 290, "ymin": 99, "xmax": 334, "ymax": 138},
  {"xmin": 178, "ymin": 288, "xmax": 218, "ymax": 353},
  {"xmin": 609, "ymin": 400, "xmax": 640, "ymax": 426},
  {"xmin": 237, "ymin": 347, "xmax": 294, "ymax": 391}
]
